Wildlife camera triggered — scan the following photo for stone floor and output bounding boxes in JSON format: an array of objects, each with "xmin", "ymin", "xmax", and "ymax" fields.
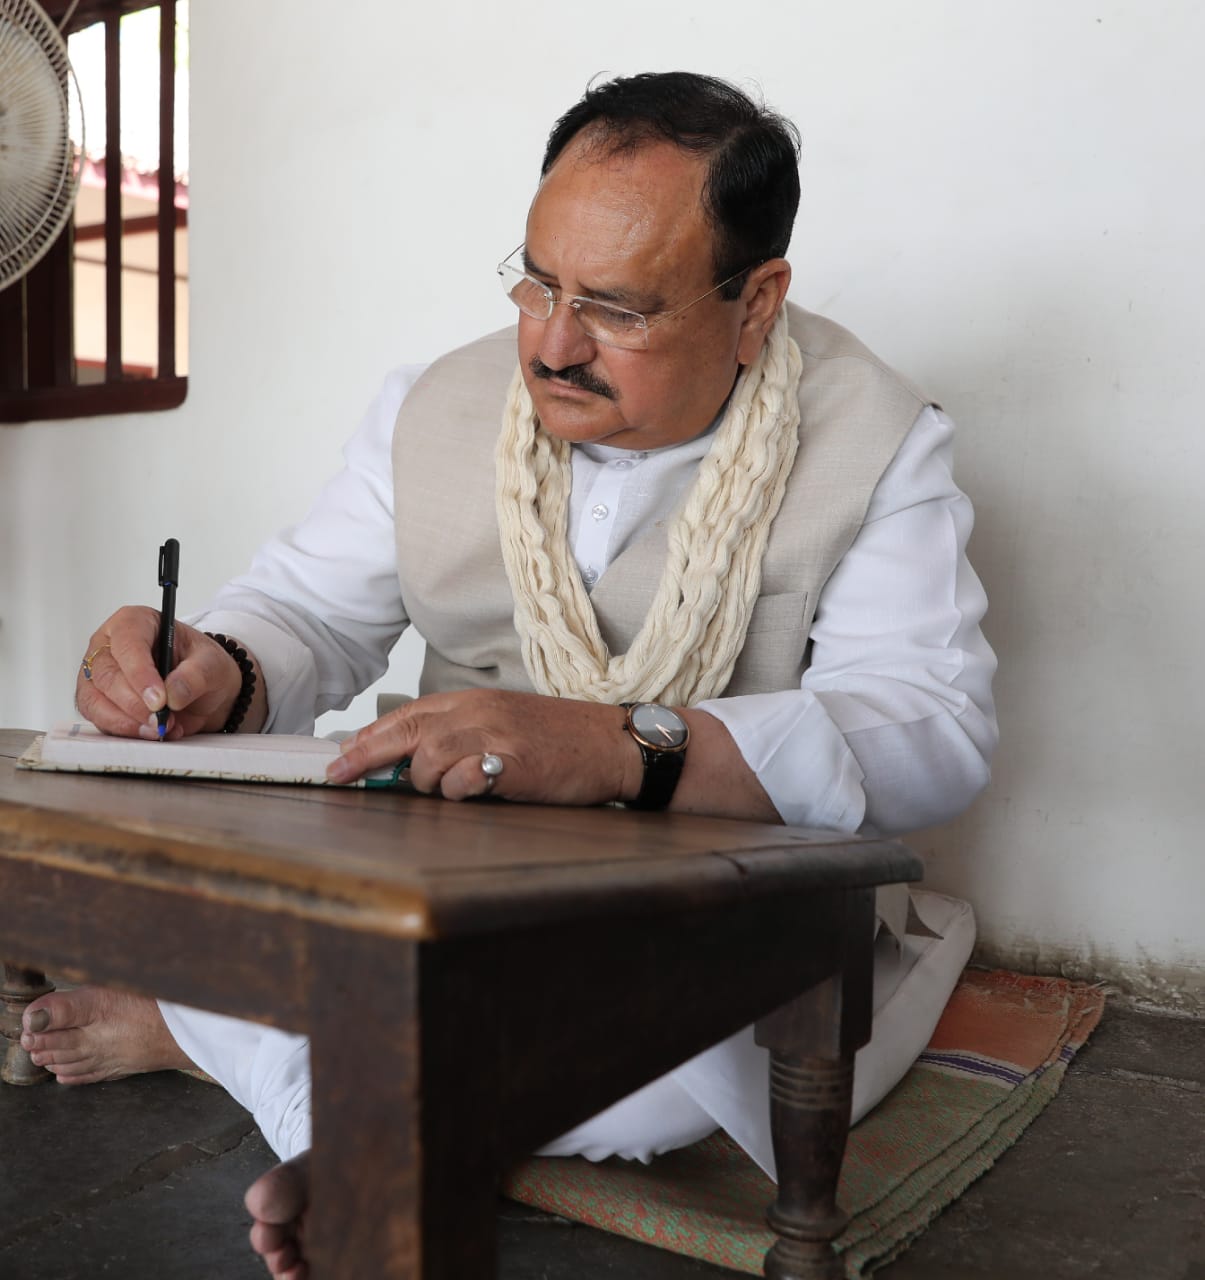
[{"xmin": 1, "ymin": 1000, "xmax": 1202, "ymax": 1279}]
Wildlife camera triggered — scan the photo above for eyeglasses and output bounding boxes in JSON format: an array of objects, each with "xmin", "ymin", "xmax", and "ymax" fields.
[{"xmin": 496, "ymin": 243, "xmax": 751, "ymax": 351}]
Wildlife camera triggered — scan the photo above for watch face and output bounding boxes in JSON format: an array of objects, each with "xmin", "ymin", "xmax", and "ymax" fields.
[{"xmin": 629, "ymin": 702, "xmax": 688, "ymax": 751}]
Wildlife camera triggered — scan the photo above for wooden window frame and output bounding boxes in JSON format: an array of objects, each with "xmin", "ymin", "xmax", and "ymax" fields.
[{"xmin": 0, "ymin": 0, "xmax": 186, "ymax": 424}]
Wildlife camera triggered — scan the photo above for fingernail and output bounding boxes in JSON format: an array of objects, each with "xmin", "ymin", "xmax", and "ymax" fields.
[
  {"xmin": 139, "ymin": 722, "xmax": 160, "ymax": 740},
  {"xmin": 143, "ymin": 686, "xmax": 163, "ymax": 712},
  {"xmin": 27, "ymin": 1009, "xmax": 50, "ymax": 1033},
  {"xmin": 20, "ymin": 1033, "xmax": 33, "ymax": 1049},
  {"xmin": 326, "ymin": 757, "xmax": 353, "ymax": 783}
]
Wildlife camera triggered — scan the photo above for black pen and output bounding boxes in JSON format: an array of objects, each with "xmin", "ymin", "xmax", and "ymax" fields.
[{"xmin": 156, "ymin": 539, "xmax": 179, "ymax": 740}]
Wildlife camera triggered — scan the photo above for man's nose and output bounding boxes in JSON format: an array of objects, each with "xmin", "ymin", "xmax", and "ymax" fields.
[{"xmin": 537, "ymin": 300, "xmax": 597, "ymax": 371}]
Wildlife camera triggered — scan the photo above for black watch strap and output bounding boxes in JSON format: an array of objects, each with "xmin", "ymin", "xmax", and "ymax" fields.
[
  {"xmin": 622, "ymin": 702, "xmax": 689, "ymax": 811},
  {"xmin": 629, "ymin": 741, "xmax": 686, "ymax": 810}
]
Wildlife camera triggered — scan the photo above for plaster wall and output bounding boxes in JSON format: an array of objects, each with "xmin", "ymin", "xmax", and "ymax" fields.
[{"xmin": 2, "ymin": 1, "xmax": 1201, "ymax": 1004}]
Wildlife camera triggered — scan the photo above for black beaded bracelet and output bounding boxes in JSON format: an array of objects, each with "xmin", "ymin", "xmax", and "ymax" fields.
[{"xmin": 206, "ymin": 632, "xmax": 257, "ymax": 734}]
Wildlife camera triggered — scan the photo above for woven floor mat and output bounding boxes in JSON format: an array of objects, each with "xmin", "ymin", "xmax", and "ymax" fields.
[{"xmin": 502, "ymin": 969, "xmax": 1106, "ymax": 1276}]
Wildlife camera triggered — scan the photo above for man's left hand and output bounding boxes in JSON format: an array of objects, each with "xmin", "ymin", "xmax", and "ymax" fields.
[{"xmin": 326, "ymin": 689, "xmax": 641, "ymax": 805}]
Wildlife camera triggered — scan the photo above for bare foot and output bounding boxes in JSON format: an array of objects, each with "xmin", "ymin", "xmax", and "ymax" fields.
[
  {"xmin": 246, "ymin": 1151, "xmax": 310, "ymax": 1279},
  {"xmin": 19, "ymin": 986, "xmax": 193, "ymax": 1085}
]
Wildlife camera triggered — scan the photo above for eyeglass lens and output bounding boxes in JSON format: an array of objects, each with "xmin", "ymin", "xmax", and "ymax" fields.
[{"xmin": 498, "ymin": 263, "xmax": 649, "ymax": 350}]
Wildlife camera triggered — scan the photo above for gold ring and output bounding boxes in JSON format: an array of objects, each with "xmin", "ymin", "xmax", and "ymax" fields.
[{"xmin": 81, "ymin": 643, "xmax": 111, "ymax": 681}]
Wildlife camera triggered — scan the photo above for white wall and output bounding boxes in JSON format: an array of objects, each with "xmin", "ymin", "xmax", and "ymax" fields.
[{"xmin": 2, "ymin": 1, "xmax": 1202, "ymax": 1005}]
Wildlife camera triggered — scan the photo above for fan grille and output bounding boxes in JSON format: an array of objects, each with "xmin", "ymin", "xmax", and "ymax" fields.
[{"xmin": 0, "ymin": 0, "xmax": 84, "ymax": 290}]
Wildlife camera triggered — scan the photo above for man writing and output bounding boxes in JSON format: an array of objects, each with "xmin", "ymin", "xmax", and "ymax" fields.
[{"xmin": 21, "ymin": 72, "xmax": 996, "ymax": 1277}]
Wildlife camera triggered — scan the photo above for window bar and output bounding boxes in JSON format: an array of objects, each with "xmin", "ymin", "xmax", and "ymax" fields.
[
  {"xmin": 25, "ymin": 225, "xmax": 74, "ymax": 388},
  {"xmin": 0, "ymin": 275, "xmax": 27, "ymax": 392},
  {"xmin": 156, "ymin": 0, "xmax": 176, "ymax": 379},
  {"xmin": 103, "ymin": 11, "xmax": 122, "ymax": 382}
]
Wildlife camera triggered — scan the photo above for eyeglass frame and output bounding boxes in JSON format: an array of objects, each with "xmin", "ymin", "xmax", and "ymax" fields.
[{"xmin": 496, "ymin": 242, "xmax": 758, "ymax": 351}]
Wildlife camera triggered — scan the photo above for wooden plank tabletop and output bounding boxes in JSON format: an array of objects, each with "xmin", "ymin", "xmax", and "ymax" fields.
[{"xmin": 0, "ymin": 730, "xmax": 920, "ymax": 940}]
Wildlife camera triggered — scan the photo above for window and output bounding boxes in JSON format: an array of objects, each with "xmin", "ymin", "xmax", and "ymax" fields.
[{"xmin": 0, "ymin": 0, "xmax": 188, "ymax": 423}]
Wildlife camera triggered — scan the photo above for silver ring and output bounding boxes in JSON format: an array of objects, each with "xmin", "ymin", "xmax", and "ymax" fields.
[{"xmin": 480, "ymin": 753, "xmax": 504, "ymax": 794}]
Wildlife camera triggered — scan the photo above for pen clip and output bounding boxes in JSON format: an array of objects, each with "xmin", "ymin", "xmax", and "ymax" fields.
[{"xmin": 159, "ymin": 538, "xmax": 179, "ymax": 588}]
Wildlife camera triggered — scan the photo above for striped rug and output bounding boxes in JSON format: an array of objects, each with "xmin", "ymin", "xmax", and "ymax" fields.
[{"xmin": 502, "ymin": 969, "xmax": 1106, "ymax": 1276}]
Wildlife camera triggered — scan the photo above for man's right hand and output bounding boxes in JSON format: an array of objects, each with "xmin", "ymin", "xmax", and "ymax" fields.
[{"xmin": 75, "ymin": 607, "xmax": 246, "ymax": 740}]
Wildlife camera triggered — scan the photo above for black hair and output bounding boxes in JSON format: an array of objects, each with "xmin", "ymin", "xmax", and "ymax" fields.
[{"xmin": 541, "ymin": 72, "xmax": 801, "ymax": 299}]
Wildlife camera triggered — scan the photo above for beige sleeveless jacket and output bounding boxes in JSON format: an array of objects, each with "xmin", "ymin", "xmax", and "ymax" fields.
[{"xmin": 392, "ymin": 302, "xmax": 929, "ymax": 704}]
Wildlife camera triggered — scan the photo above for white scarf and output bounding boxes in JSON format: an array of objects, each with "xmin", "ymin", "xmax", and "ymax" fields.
[{"xmin": 495, "ymin": 307, "xmax": 802, "ymax": 707}]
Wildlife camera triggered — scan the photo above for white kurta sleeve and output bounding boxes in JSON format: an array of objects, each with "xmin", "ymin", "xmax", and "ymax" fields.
[
  {"xmin": 190, "ymin": 365, "xmax": 426, "ymax": 734},
  {"xmin": 696, "ymin": 406, "xmax": 998, "ymax": 835}
]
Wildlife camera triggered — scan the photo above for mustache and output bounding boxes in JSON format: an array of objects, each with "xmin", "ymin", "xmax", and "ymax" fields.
[{"xmin": 528, "ymin": 355, "xmax": 618, "ymax": 401}]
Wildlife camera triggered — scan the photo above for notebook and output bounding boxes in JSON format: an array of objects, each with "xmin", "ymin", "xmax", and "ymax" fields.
[{"xmin": 16, "ymin": 722, "xmax": 412, "ymax": 789}]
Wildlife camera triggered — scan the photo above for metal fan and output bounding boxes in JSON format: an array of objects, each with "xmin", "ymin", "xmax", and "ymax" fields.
[{"xmin": 0, "ymin": 0, "xmax": 85, "ymax": 292}]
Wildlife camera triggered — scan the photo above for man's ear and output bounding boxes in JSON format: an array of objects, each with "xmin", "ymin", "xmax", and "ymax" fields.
[{"xmin": 736, "ymin": 259, "xmax": 792, "ymax": 365}]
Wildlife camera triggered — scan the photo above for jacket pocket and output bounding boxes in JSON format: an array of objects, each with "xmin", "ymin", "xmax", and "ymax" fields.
[{"xmin": 743, "ymin": 591, "xmax": 808, "ymax": 635}]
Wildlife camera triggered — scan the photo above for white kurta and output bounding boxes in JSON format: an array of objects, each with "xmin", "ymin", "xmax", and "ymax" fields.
[
  {"xmin": 198, "ymin": 365, "xmax": 997, "ymax": 837},
  {"xmin": 165, "ymin": 363, "xmax": 997, "ymax": 1172}
]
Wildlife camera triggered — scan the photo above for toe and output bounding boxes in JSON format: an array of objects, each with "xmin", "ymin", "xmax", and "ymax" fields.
[
  {"xmin": 51, "ymin": 1060, "xmax": 125, "ymax": 1085},
  {"xmin": 22, "ymin": 1028, "xmax": 83, "ymax": 1055},
  {"xmin": 29, "ymin": 1046, "xmax": 88, "ymax": 1068},
  {"xmin": 23, "ymin": 1006, "xmax": 51, "ymax": 1034},
  {"xmin": 250, "ymin": 1220, "xmax": 290, "ymax": 1256},
  {"xmin": 245, "ymin": 1153, "xmax": 309, "ymax": 1226},
  {"xmin": 264, "ymin": 1242, "xmax": 300, "ymax": 1275},
  {"xmin": 250, "ymin": 1222, "xmax": 302, "ymax": 1278},
  {"xmin": 24, "ymin": 987, "xmax": 97, "ymax": 1034},
  {"xmin": 49, "ymin": 1058, "xmax": 106, "ymax": 1077}
]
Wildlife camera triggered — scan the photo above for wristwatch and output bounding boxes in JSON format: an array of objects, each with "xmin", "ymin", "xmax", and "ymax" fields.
[{"xmin": 621, "ymin": 702, "xmax": 690, "ymax": 811}]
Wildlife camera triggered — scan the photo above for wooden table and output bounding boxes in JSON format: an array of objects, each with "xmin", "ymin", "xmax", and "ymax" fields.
[{"xmin": 0, "ymin": 729, "xmax": 920, "ymax": 1279}]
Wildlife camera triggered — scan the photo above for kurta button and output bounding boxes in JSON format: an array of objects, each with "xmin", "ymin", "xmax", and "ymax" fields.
[
  {"xmin": 592, "ymin": 504, "xmax": 610, "ymax": 521},
  {"xmin": 582, "ymin": 567, "xmax": 599, "ymax": 585},
  {"xmin": 612, "ymin": 459, "xmax": 634, "ymax": 470}
]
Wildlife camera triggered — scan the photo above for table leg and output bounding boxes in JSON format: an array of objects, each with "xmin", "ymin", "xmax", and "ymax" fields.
[
  {"xmin": 754, "ymin": 889, "xmax": 875, "ymax": 1280},
  {"xmin": 304, "ymin": 931, "xmax": 501, "ymax": 1279},
  {"xmin": 759, "ymin": 1048, "xmax": 854, "ymax": 1280},
  {"xmin": 0, "ymin": 963, "xmax": 54, "ymax": 1086}
]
